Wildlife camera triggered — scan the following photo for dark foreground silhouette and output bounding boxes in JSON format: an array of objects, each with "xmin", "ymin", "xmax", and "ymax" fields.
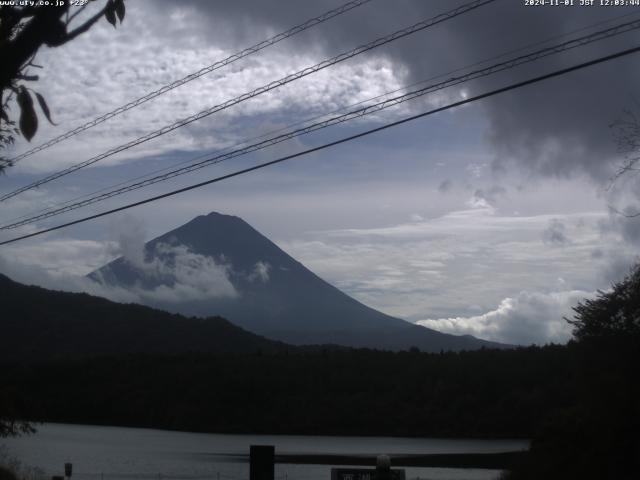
[
  {"xmin": 502, "ymin": 266, "xmax": 640, "ymax": 480},
  {"xmin": 3, "ymin": 345, "xmax": 573, "ymax": 438},
  {"xmin": 2, "ymin": 265, "xmax": 640, "ymax": 478},
  {"xmin": 1, "ymin": 338, "xmax": 636, "ymax": 476}
]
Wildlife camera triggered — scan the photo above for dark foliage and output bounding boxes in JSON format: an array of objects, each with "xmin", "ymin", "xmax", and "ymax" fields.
[
  {"xmin": 502, "ymin": 266, "xmax": 640, "ymax": 480},
  {"xmin": 568, "ymin": 263, "xmax": 640, "ymax": 340},
  {"xmin": 0, "ymin": 272, "xmax": 286, "ymax": 435},
  {"xmin": 0, "ymin": 415, "xmax": 34, "ymax": 438},
  {"xmin": 0, "ymin": 466, "xmax": 17, "ymax": 480},
  {"xmin": 0, "ymin": 273, "xmax": 576, "ymax": 439},
  {"xmin": 2, "ymin": 345, "xmax": 575, "ymax": 439},
  {"xmin": 0, "ymin": 274, "xmax": 287, "ymax": 362},
  {"xmin": 0, "ymin": 0, "xmax": 125, "ymax": 170}
]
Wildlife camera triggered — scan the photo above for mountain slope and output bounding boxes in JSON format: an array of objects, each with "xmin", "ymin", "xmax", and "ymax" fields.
[
  {"xmin": 0, "ymin": 273, "xmax": 286, "ymax": 361},
  {"xmin": 90, "ymin": 212, "xmax": 505, "ymax": 351}
]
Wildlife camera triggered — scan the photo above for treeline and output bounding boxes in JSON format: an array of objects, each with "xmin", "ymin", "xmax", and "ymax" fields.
[
  {"xmin": 0, "ymin": 273, "xmax": 287, "ymax": 361},
  {"xmin": 5, "ymin": 335, "xmax": 636, "ymax": 478},
  {"xmin": 3, "ymin": 345, "xmax": 576, "ymax": 438},
  {"xmin": 501, "ymin": 335, "xmax": 639, "ymax": 479},
  {"xmin": 502, "ymin": 265, "xmax": 640, "ymax": 479}
]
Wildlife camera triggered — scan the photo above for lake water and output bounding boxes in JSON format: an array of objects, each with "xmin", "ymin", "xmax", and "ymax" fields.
[{"xmin": 0, "ymin": 424, "xmax": 528, "ymax": 480}]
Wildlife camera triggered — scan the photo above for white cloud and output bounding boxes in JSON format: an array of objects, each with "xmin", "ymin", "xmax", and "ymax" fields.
[
  {"xmin": 465, "ymin": 194, "xmax": 493, "ymax": 211},
  {"xmin": 80, "ymin": 222, "xmax": 240, "ymax": 304},
  {"xmin": 0, "ymin": 221, "xmax": 238, "ymax": 307},
  {"xmin": 465, "ymin": 162, "xmax": 487, "ymax": 179},
  {"xmin": 0, "ymin": 238, "xmax": 118, "ymax": 278},
  {"xmin": 280, "ymin": 206, "xmax": 610, "ymax": 329},
  {"xmin": 0, "ymin": 247, "xmax": 138, "ymax": 304},
  {"xmin": 416, "ymin": 289, "xmax": 593, "ymax": 345},
  {"xmin": 248, "ymin": 261, "xmax": 271, "ymax": 283},
  {"xmin": 119, "ymin": 242, "xmax": 238, "ymax": 302},
  {"xmin": 109, "ymin": 215, "xmax": 148, "ymax": 268},
  {"xmin": 6, "ymin": 0, "xmax": 407, "ymax": 175}
]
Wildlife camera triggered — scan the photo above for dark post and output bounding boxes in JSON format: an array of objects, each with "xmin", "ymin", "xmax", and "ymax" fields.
[
  {"xmin": 64, "ymin": 463, "xmax": 72, "ymax": 480},
  {"xmin": 375, "ymin": 455, "xmax": 391, "ymax": 480},
  {"xmin": 250, "ymin": 445, "xmax": 274, "ymax": 480}
]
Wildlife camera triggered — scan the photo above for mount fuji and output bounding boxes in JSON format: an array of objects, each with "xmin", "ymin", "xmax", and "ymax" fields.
[{"xmin": 89, "ymin": 212, "xmax": 504, "ymax": 351}]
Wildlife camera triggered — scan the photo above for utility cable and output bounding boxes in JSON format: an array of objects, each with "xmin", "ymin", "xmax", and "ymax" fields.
[
  {"xmin": 3, "ymin": 0, "xmax": 373, "ymax": 165},
  {"xmin": 1, "ymin": 42, "xmax": 638, "ymax": 246},
  {"xmin": 2, "ymin": 17, "xmax": 638, "ymax": 229},
  {"xmin": 8, "ymin": 7, "xmax": 639, "ymax": 227},
  {"xmin": 0, "ymin": 0, "xmax": 497, "ymax": 202}
]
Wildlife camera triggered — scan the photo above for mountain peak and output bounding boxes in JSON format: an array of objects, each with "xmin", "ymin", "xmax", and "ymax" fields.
[
  {"xmin": 187, "ymin": 211, "xmax": 246, "ymax": 228},
  {"xmin": 204, "ymin": 211, "xmax": 242, "ymax": 221},
  {"xmin": 89, "ymin": 212, "xmax": 505, "ymax": 352},
  {"xmin": 207, "ymin": 211, "xmax": 234, "ymax": 218}
]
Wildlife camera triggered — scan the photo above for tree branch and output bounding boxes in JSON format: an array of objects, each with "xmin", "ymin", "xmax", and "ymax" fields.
[
  {"xmin": 607, "ymin": 204, "xmax": 640, "ymax": 218},
  {"xmin": 62, "ymin": 1, "xmax": 111, "ymax": 43},
  {"xmin": 66, "ymin": 2, "xmax": 90, "ymax": 26}
]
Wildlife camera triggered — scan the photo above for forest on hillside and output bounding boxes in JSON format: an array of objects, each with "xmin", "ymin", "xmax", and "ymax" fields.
[{"xmin": 2, "ymin": 345, "xmax": 575, "ymax": 438}]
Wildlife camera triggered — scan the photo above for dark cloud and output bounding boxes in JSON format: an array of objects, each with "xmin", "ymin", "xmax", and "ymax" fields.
[
  {"xmin": 599, "ymin": 249, "xmax": 639, "ymax": 284},
  {"xmin": 159, "ymin": 0, "xmax": 640, "ymax": 280},
  {"xmin": 543, "ymin": 218, "xmax": 570, "ymax": 246},
  {"xmin": 472, "ymin": 185, "xmax": 507, "ymax": 204},
  {"xmin": 438, "ymin": 178, "xmax": 453, "ymax": 193},
  {"xmin": 157, "ymin": 0, "xmax": 639, "ymax": 185},
  {"xmin": 488, "ymin": 184, "xmax": 507, "ymax": 198},
  {"xmin": 616, "ymin": 207, "xmax": 640, "ymax": 243},
  {"xmin": 600, "ymin": 206, "xmax": 640, "ymax": 244}
]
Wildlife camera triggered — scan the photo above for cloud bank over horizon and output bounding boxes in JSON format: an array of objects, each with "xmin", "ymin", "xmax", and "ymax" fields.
[{"xmin": 416, "ymin": 289, "xmax": 593, "ymax": 345}]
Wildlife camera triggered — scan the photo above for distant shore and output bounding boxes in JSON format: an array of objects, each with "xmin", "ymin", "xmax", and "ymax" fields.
[{"xmin": 274, "ymin": 452, "xmax": 527, "ymax": 469}]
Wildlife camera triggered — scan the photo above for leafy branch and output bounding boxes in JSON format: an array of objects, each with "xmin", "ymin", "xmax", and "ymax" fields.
[{"xmin": 0, "ymin": 0, "xmax": 126, "ymax": 172}]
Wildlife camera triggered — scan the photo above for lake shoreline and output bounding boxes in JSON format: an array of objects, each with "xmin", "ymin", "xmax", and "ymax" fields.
[
  {"xmin": 274, "ymin": 452, "xmax": 527, "ymax": 469},
  {"xmin": 26, "ymin": 420, "xmax": 531, "ymax": 442},
  {"xmin": 2, "ymin": 423, "xmax": 529, "ymax": 480},
  {"xmin": 205, "ymin": 452, "xmax": 528, "ymax": 469}
]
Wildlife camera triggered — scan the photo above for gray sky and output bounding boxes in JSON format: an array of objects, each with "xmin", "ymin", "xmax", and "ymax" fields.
[{"xmin": 2, "ymin": 0, "xmax": 640, "ymax": 345}]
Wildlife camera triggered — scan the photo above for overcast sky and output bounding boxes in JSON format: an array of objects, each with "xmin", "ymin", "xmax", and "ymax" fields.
[{"xmin": 2, "ymin": 0, "xmax": 640, "ymax": 345}]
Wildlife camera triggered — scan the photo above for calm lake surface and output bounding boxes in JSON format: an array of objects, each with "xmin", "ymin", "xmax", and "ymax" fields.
[{"xmin": 1, "ymin": 424, "xmax": 528, "ymax": 480}]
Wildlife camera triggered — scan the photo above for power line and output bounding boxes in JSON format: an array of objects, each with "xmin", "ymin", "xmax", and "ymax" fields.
[
  {"xmin": 0, "ymin": 0, "xmax": 497, "ymax": 203},
  {"xmin": 3, "ymin": 0, "xmax": 374, "ymax": 166},
  {"xmin": 3, "ymin": 17, "xmax": 638, "ymax": 229},
  {"xmin": 2, "ymin": 43, "xmax": 638, "ymax": 246},
  {"xmin": 8, "ymin": 8, "xmax": 639, "ymax": 228}
]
